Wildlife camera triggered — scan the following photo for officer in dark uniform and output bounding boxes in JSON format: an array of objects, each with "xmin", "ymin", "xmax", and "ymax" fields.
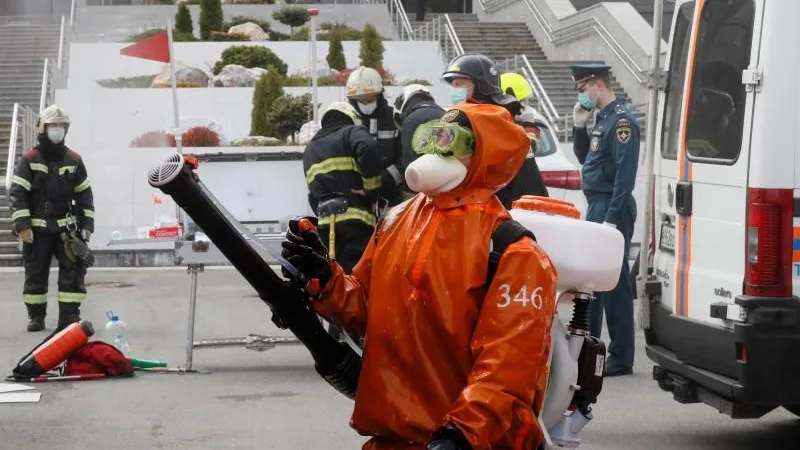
[
  {"xmin": 571, "ymin": 63, "xmax": 639, "ymax": 376},
  {"xmin": 302, "ymin": 101, "xmax": 383, "ymax": 274},
  {"xmin": 9, "ymin": 105, "xmax": 95, "ymax": 332},
  {"xmin": 345, "ymin": 67, "xmax": 404, "ymax": 210},
  {"xmin": 392, "ymin": 83, "xmax": 445, "ymax": 199},
  {"xmin": 441, "ymin": 53, "xmax": 548, "ymax": 209}
]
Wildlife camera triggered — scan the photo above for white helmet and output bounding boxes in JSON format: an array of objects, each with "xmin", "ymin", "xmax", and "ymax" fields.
[
  {"xmin": 322, "ymin": 101, "xmax": 363, "ymax": 126},
  {"xmin": 392, "ymin": 84, "xmax": 432, "ymax": 127},
  {"xmin": 345, "ymin": 66, "xmax": 383, "ymax": 99},
  {"xmin": 38, "ymin": 104, "xmax": 70, "ymax": 134}
]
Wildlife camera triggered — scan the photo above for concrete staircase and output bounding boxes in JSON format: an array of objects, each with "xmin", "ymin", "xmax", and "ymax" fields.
[
  {"xmin": 435, "ymin": 14, "xmax": 644, "ymax": 139},
  {"xmin": 570, "ymin": 0, "xmax": 675, "ymax": 41},
  {"xmin": 0, "ymin": 17, "xmax": 62, "ymax": 266}
]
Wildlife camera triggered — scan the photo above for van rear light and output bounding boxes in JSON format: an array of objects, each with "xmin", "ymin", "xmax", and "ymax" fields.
[
  {"xmin": 542, "ymin": 170, "xmax": 582, "ymax": 190},
  {"xmin": 744, "ymin": 188, "xmax": 793, "ymax": 297}
]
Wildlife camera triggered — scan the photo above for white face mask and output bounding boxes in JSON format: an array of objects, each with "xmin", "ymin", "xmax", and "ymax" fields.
[
  {"xmin": 358, "ymin": 101, "xmax": 378, "ymax": 116},
  {"xmin": 405, "ymin": 154, "xmax": 468, "ymax": 196},
  {"xmin": 47, "ymin": 127, "xmax": 65, "ymax": 144}
]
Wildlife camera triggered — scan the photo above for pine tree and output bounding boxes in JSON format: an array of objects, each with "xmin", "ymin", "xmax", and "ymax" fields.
[
  {"xmin": 359, "ymin": 24, "xmax": 384, "ymax": 69},
  {"xmin": 199, "ymin": 0, "xmax": 223, "ymax": 40},
  {"xmin": 174, "ymin": 3, "xmax": 193, "ymax": 35},
  {"xmin": 250, "ymin": 66, "xmax": 285, "ymax": 138},
  {"xmin": 326, "ymin": 31, "xmax": 346, "ymax": 71}
]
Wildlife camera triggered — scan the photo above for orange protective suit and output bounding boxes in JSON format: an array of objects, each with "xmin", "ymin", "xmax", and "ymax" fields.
[{"xmin": 315, "ymin": 101, "xmax": 558, "ymax": 450}]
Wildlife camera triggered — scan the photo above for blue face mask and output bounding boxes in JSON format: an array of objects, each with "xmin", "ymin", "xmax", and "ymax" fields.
[
  {"xmin": 578, "ymin": 92, "xmax": 597, "ymax": 111},
  {"xmin": 451, "ymin": 87, "xmax": 467, "ymax": 105}
]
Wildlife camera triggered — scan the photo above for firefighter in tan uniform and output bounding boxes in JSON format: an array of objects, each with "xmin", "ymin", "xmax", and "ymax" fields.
[{"xmin": 8, "ymin": 105, "xmax": 95, "ymax": 332}]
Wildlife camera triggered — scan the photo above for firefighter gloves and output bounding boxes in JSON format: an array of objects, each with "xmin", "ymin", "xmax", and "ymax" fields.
[{"xmin": 281, "ymin": 217, "xmax": 332, "ymax": 293}]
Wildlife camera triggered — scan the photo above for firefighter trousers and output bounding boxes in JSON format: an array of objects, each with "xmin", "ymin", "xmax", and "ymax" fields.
[{"xmin": 22, "ymin": 229, "xmax": 87, "ymax": 319}]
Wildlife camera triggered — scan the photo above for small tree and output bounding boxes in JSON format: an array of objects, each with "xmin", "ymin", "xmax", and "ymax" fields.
[
  {"xmin": 326, "ymin": 31, "xmax": 346, "ymax": 71},
  {"xmin": 212, "ymin": 45, "xmax": 288, "ymax": 76},
  {"xmin": 272, "ymin": 6, "xmax": 310, "ymax": 34},
  {"xmin": 199, "ymin": 0, "xmax": 223, "ymax": 40},
  {"xmin": 174, "ymin": 3, "xmax": 193, "ymax": 35},
  {"xmin": 267, "ymin": 93, "xmax": 312, "ymax": 143},
  {"xmin": 359, "ymin": 24, "xmax": 384, "ymax": 69},
  {"xmin": 250, "ymin": 66, "xmax": 285, "ymax": 137}
]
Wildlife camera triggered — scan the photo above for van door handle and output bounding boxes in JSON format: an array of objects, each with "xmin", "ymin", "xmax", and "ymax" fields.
[{"xmin": 675, "ymin": 181, "xmax": 692, "ymax": 216}]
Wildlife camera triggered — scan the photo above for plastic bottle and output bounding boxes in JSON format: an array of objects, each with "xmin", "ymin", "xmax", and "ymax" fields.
[{"xmin": 104, "ymin": 310, "xmax": 131, "ymax": 355}]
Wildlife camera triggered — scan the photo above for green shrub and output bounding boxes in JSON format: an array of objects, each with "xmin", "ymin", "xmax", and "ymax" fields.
[
  {"xmin": 222, "ymin": 15, "xmax": 271, "ymax": 34},
  {"xmin": 269, "ymin": 30, "xmax": 292, "ymax": 41},
  {"xmin": 174, "ymin": 3, "xmax": 193, "ymax": 35},
  {"xmin": 403, "ymin": 78, "xmax": 433, "ymax": 86},
  {"xmin": 272, "ymin": 6, "xmax": 310, "ymax": 34},
  {"xmin": 212, "ymin": 45, "xmax": 288, "ymax": 76},
  {"xmin": 326, "ymin": 31, "xmax": 346, "ymax": 71},
  {"xmin": 266, "ymin": 93, "xmax": 312, "ymax": 143},
  {"xmin": 199, "ymin": 0, "xmax": 223, "ymax": 40},
  {"xmin": 230, "ymin": 138, "xmax": 287, "ymax": 147},
  {"xmin": 283, "ymin": 74, "xmax": 338, "ymax": 87},
  {"xmin": 126, "ymin": 28, "xmax": 197, "ymax": 42},
  {"xmin": 359, "ymin": 24, "xmax": 384, "ymax": 69},
  {"xmin": 250, "ymin": 67, "xmax": 285, "ymax": 137},
  {"xmin": 208, "ymin": 31, "xmax": 251, "ymax": 41},
  {"xmin": 96, "ymin": 75, "xmax": 157, "ymax": 88}
]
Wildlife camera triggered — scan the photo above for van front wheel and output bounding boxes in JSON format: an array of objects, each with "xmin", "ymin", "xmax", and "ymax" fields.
[{"xmin": 784, "ymin": 406, "xmax": 800, "ymax": 417}]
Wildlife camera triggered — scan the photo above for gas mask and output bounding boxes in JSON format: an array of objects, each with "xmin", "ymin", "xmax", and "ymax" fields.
[
  {"xmin": 47, "ymin": 126, "xmax": 66, "ymax": 144},
  {"xmin": 358, "ymin": 101, "xmax": 378, "ymax": 116},
  {"xmin": 406, "ymin": 121, "xmax": 474, "ymax": 196}
]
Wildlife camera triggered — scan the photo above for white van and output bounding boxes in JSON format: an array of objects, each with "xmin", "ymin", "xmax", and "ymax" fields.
[{"xmin": 644, "ymin": 0, "xmax": 800, "ymax": 418}]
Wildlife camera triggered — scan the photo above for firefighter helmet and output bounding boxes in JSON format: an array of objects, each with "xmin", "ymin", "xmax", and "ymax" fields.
[
  {"xmin": 392, "ymin": 84, "xmax": 432, "ymax": 128},
  {"xmin": 38, "ymin": 104, "xmax": 71, "ymax": 134},
  {"xmin": 345, "ymin": 66, "xmax": 384, "ymax": 100},
  {"xmin": 501, "ymin": 72, "xmax": 534, "ymax": 102},
  {"xmin": 322, "ymin": 101, "xmax": 363, "ymax": 126}
]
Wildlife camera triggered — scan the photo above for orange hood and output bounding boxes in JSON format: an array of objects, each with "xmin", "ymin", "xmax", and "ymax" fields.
[{"xmin": 432, "ymin": 101, "xmax": 530, "ymax": 209}]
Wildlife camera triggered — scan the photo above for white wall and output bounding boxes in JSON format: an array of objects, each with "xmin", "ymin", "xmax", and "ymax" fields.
[{"xmin": 69, "ymin": 41, "xmax": 445, "ymax": 87}]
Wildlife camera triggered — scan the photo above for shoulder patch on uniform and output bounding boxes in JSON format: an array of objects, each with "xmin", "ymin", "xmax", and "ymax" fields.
[
  {"xmin": 616, "ymin": 124, "xmax": 632, "ymax": 144},
  {"xmin": 616, "ymin": 118, "xmax": 631, "ymax": 128},
  {"xmin": 440, "ymin": 109, "xmax": 460, "ymax": 123}
]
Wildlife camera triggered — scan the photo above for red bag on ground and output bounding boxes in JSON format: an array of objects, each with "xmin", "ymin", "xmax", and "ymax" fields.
[{"xmin": 63, "ymin": 341, "xmax": 134, "ymax": 377}]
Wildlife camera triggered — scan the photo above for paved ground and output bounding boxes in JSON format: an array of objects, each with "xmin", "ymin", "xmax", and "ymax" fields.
[{"xmin": 0, "ymin": 268, "xmax": 798, "ymax": 450}]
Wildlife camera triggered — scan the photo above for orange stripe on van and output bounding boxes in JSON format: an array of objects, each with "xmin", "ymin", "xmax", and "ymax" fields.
[{"xmin": 675, "ymin": 0, "xmax": 704, "ymax": 318}]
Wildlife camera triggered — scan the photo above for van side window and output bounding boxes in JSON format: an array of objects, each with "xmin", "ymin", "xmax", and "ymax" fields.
[
  {"xmin": 685, "ymin": 0, "xmax": 755, "ymax": 163},
  {"xmin": 661, "ymin": 2, "xmax": 695, "ymax": 160}
]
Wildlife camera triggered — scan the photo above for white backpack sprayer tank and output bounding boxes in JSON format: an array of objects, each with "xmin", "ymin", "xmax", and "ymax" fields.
[{"xmin": 509, "ymin": 196, "xmax": 624, "ymax": 449}]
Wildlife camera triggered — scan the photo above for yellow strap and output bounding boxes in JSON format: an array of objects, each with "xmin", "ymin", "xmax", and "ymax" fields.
[
  {"xmin": 23, "ymin": 294, "xmax": 47, "ymax": 305},
  {"xmin": 318, "ymin": 207, "xmax": 376, "ymax": 227},
  {"xmin": 29, "ymin": 163, "xmax": 48, "ymax": 173},
  {"xmin": 83, "ymin": 208, "xmax": 94, "ymax": 218},
  {"xmin": 11, "ymin": 209, "xmax": 30, "ymax": 220},
  {"xmin": 58, "ymin": 291, "xmax": 86, "ymax": 303},
  {"xmin": 12, "ymin": 176, "xmax": 31, "ymax": 191},
  {"xmin": 305, "ymin": 157, "xmax": 359, "ymax": 184},
  {"xmin": 363, "ymin": 175, "xmax": 381, "ymax": 191},
  {"xmin": 59, "ymin": 165, "xmax": 77, "ymax": 175},
  {"xmin": 30, "ymin": 216, "xmax": 77, "ymax": 228},
  {"xmin": 74, "ymin": 179, "xmax": 91, "ymax": 193},
  {"xmin": 31, "ymin": 218, "xmax": 47, "ymax": 227}
]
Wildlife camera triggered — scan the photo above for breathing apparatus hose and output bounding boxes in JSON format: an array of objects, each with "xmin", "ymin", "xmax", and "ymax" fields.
[{"xmin": 147, "ymin": 152, "xmax": 361, "ymax": 399}]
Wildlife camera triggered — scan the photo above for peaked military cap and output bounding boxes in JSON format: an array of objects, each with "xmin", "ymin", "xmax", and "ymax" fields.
[{"xmin": 570, "ymin": 63, "xmax": 612, "ymax": 87}]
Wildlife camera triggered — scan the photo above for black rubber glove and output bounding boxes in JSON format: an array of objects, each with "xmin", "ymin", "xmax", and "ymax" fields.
[
  {"xmin": 280, "ymin": 216, "xmax": 332, "ymax": 293},
  {"xmin": 426, "ymin": 424, "xmax": 472, "ymax": 450}
]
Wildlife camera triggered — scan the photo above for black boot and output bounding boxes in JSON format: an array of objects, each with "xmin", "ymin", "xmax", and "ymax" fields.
[
  {"xmin": 57, "ymin": 302, "xmax": 81, "ymax": 331},
  {"xmin": 26, "ymin": 304, "xmax": 46, "ymax": 332}
]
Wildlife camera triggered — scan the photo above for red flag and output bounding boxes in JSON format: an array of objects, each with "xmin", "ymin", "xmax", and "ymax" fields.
[{"xmin": 120, "ymin": 31, "xmax": 170, "ymax": 63}]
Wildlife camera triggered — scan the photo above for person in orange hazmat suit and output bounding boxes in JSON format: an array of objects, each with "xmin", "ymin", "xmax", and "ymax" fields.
[{"xmin": 280, "ymin": 101, "xmax": 558, "ymax": 450}]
